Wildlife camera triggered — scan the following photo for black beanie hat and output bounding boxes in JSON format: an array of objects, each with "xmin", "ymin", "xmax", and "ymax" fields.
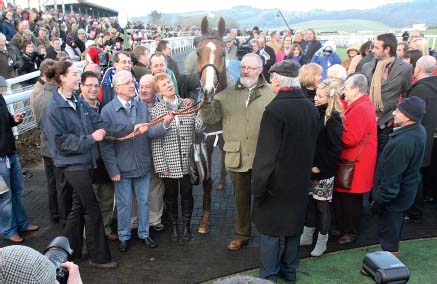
[{"xmin": 397, "ymin": 96, "xmax": 426, "ymax": 122}]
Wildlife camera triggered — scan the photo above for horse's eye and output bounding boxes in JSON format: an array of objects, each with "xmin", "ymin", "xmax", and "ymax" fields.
[
  {"xmin": 222, "ymin": 51, "xmax": 226, "ymax": 57},
  {"xmin": 196, "ymin": 50, "xmax": 200, "ymax": 57}
]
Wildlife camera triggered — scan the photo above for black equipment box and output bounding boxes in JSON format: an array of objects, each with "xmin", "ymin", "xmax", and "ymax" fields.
[{"xmin": 362, "ymin": 251, "xmax": 410, "ymax": 284}]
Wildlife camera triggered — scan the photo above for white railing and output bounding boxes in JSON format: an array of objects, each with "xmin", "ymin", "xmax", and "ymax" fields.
[
  {"xmin": 140, "ymin": 37, "xmax": 194, "ymax": 54},
  {"xmin": 5, "ymin": 72, "xmax": 41, "ymax": 136}
]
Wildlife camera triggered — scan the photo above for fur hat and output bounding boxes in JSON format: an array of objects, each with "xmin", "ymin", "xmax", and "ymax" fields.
[
  {"xmin": 0, "ymin": 245, "xmax": 56, "ymax": 284},
  {"xmin": 397, "ymin": 96, "xmax": 426, "ymax": 122}
]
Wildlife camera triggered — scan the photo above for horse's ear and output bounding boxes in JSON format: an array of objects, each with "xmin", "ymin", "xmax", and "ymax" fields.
[
  {"xmin": 218, "ymin": 17, "xmax": 225, "ymax": 37},
  {"xmin": 201, "ymin": 16, "xmax": 209, "ymax": 36}
]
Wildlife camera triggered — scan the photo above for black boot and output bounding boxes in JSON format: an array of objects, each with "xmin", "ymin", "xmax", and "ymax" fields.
[
  {"xmin": 166, "ymin": 201, "xmax": 179, "ymax": 241},
  {"xmin": 182, "ymin": 200, "xmax": 193, "ymax": 241}
]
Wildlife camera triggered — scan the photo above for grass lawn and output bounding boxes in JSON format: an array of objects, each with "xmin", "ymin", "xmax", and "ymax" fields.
[{"xmin": 205, "ymin": 238, "xmax": 437, "ymax": 284}]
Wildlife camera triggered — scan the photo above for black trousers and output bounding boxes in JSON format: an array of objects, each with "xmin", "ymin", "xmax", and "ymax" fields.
[
  {"xmin": 53, "ymin": 166, "xmax": 73, "ymax": 226},
  {"xmin": 42, "ymin": 156, "xmax": 59, "ymax": 221},
  {"xmin": 162, "ymin": 175, "xmax": 193, "ymax": 222},
  {"xmin": 377, "ymin": 209, "xmax": 404, "ymax": 252},
  {"xmin": 423, "ymin": 138, "xmax": 437, "ymax": 200},
  {"xmin": 305, "ymin": 198, "xmax": 331, "ymax": 235},
  {"xmin": 64, "ymin": 170, "xmax": 111, "ymax": 264},
  {"xmin": 333, "ymin": 192, "xmax": 363, "ymax": 235},
  {"xmin": 407, "ymin": 168, "xmax": 424, "ymax": 219}
]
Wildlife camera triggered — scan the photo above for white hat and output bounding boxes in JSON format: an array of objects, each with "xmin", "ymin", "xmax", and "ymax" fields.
[{"xmin": 85, "ymin": 40, "xmax": 96, "ymax": 48}]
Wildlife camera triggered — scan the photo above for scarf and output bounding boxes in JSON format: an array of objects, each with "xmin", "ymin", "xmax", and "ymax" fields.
[{"xmin": 369, "ymin": 57, "xmax": 395, "ymax": 111}]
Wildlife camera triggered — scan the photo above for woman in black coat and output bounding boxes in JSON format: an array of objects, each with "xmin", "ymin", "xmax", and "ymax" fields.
[{"xmin": 300, "ymin": 79, "xmax": 344, "ymax": 256}]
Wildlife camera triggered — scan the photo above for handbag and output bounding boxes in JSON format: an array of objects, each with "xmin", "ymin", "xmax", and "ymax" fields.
[
  {"xmin": 189, "ymin": 131, "xmax": 210, "ymax": 186},
  {"xmin": 335, "ymin": 132, "xmax": 370, "ymax": 189}
]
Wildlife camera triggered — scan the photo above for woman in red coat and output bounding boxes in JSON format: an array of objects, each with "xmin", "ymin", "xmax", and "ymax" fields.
[{"xmin": 334, "ymin": 73, "xmax": 377, "ymax": 244}]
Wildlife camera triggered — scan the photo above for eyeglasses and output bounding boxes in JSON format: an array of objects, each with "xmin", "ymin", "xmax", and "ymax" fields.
[
  {"xmin": 117, "ymin": 80, "xmax": 135, "ymax": 86},
  {"xmin": 241, "ymin": 66, "xmax": 260, "ymax": 71},
  {"xmin": 83, "ymin": 83, "xmax": 99, "ymax": 88}
]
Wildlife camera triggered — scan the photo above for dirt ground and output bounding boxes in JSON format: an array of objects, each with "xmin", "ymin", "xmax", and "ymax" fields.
[{"xmin": 16, "ymin": 129, "xmax": 42, "ymax": 169}]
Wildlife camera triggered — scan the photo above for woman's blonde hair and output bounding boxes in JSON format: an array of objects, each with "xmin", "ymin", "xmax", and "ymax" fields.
[
  {"xmin": 409, "ymin": 38, "xmax": 429, "ymax": 57},
  {"xmin": 316, "ymin": 79, "xmax": 344, "ymax": 125},
  {"xmin": 151, "ymin": 73, "xmax": 170, "ymax": 93},
  {"xmin": 299, "ymin": 63, "xmax": 323, "ymax": 88}
]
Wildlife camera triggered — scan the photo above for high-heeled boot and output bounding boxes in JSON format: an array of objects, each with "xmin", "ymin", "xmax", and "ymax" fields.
[
  {"xmin": 166, "ymin": 201, "xmax": 179, "ymax": 241},
  {"xmin": 182, "ymin": 200, "xmax": 193, "ymax": 241},
  {"xmin": 198, "ymin": 180, "xmax": 212, "ymax": 234}
]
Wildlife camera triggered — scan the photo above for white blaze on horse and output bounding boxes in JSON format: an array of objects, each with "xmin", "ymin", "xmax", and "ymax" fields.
[{"xmin": 197, "ymin": 16, "xmax": 227, "ymax": 102}]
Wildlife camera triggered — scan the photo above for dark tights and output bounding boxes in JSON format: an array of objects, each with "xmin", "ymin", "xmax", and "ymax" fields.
[{"xmin": 305, "ymin": 198, "xmax": 331, "ymax": 235}]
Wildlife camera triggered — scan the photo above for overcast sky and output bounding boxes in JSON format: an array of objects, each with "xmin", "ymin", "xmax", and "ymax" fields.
[
  {"xmin": 18, "ymin": 0, "xmax": 409, "ymax": 17},
  {"xmin": 104, "ymin": 0, "xmax": 409, "ymax": 17}
]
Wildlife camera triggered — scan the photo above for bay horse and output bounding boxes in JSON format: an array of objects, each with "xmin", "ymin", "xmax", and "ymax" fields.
[{"xmin": 196, "ymin": 16, "xmax": 227, "ymax": 234}]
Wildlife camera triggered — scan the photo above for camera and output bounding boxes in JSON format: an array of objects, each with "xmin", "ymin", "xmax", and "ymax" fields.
[{"xmin": 43, "ymin": 236, "xmax": 73, "ymax": 284}]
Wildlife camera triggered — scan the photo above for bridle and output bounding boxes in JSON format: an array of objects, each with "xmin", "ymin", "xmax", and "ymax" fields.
[{"xmin": 197, "ymin": 35, "xmax": 225, "ymax": 95}]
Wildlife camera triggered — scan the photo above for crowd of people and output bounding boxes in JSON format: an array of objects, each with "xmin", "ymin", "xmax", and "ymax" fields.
[{"xmin": 1, "ymin": 4, "xmax": 437, "ymax": 282}]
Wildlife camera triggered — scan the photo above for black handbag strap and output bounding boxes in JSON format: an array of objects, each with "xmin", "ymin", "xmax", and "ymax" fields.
[{"xmin": 353, "ymin": 132, "xmax": 371, "ymax": 162}]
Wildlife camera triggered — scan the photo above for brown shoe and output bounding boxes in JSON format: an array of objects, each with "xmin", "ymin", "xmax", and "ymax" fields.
[
  {"xmin": 23, "ymin": 225, "xmax": 39, "ymax": 232},
  {"xmin": 106, "ymin": 232, "xmax": 118, "ymax": 241},
  {"xmin": 391, "ymin": 251, "xmax": 400, "ymax": 257},
  {"xmin": 337, "ymin": 234, "xmax": 357, "ymax": 245},
  {"xmin": 7, "ymin": 235, "xmax": 24, "ymax": 243},
  {"xmin": 227, "ymin": 239, "xmax": 248, "ymax": 251}
]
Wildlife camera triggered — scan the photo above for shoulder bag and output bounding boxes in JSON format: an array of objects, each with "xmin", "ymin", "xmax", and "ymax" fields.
[{"xmin": 334, "ymin": 132, "xmax": 371, "ymax": 189}]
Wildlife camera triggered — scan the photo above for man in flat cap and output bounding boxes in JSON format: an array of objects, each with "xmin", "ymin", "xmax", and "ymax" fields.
[
  {"xmin": 371, "ymin": 96, "xmax": 426, "ymax": 257},
  {"xmin": 252, "ymin": 59, "xmax": 319, "ymax": 283},
  {"xmin": 35, "ymin": 26, "xmax": 50, "ymax": 49}
]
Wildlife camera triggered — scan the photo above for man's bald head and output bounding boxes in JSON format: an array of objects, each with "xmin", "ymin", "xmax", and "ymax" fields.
[
  {"xmin": 139, "ymin": 74, "xmax": 155, "ymax": 104},
  {"xmin": 416, "ymin": 55, "xmax": 437, "ymax": 74},
  {"xmin": 84, "ymin": 63, "xmax": 101, "ymax": 77}
]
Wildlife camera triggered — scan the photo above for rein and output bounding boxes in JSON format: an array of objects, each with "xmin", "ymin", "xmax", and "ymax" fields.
[{"xmin": 106, "ymin": 101, "xmax": 202, "ymax": 141}]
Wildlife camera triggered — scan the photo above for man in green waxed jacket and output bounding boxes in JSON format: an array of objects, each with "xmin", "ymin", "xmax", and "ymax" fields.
[{"xmin": 200, "ymin": 53, "xmax": 275, "ymax": 251}]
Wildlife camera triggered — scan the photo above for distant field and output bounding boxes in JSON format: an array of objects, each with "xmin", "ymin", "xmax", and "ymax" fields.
[{"xmin": 272, "ymin": 19, "xmax": 394, "ymax": 33}]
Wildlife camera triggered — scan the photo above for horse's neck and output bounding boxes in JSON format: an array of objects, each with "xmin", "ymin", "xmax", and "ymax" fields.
[{"xmin": 217, "ymin": 65, "xmax": 228, "ymax": 93}]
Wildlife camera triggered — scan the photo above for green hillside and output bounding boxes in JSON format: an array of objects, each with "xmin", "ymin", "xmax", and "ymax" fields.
[{"xmin": 271, "ymin": 19, "xmax": 394, "ymax": 33}]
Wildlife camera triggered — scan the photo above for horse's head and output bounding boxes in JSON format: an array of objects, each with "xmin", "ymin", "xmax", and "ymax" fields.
[{"xmin": 197, "ymin": 16, "xmax": 226, "ymax": 103}]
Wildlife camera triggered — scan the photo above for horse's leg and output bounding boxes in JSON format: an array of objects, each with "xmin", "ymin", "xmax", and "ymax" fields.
[
  {"xmin": 217, "ymin": 135, "xmax": 227, "ymax": 191},
  {"xmin": 198, "ymin": 134, "xmax": 214, "ymax": 234}
]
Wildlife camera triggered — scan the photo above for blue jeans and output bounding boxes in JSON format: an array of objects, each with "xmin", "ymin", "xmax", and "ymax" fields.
[
  {"xmin": 115, "ymin": 174, "xmax": 150, "ymax": 241},
  {"xmin": 0, "ymin": 153, "xmax": 29, "ymax": 238},
  {"xmin": 259, "ymin": 234, "xmax": 299, "ymax": 284}
]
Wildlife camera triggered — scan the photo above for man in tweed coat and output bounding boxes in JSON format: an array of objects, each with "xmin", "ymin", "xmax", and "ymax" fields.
[{"xmin": 200, "ymin": 53, "xmax": 275, "ymax": 250}]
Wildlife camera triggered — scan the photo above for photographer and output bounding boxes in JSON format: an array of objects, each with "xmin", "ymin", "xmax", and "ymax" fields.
[{"xmin": 0, "ymin": 245, "xmax": 82, "ymax": 284}]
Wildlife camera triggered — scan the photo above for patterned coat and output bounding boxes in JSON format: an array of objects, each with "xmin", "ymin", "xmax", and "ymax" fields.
[{"xmin": 150, "ymin": 97, "xmax": 203, "ymax": 178}]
